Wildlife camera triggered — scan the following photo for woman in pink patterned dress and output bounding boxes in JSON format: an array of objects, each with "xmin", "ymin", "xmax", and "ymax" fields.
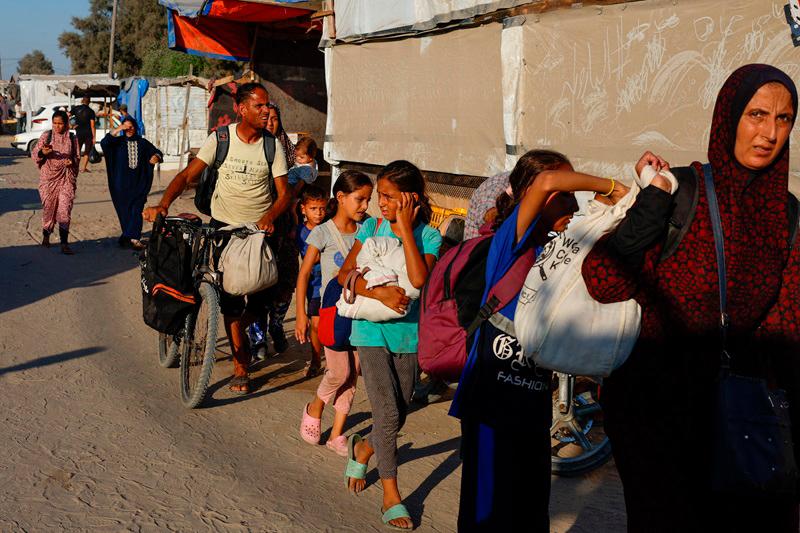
[{"xmin": 33, "ymin": 110, "xmax": 79, "ymax": 254}]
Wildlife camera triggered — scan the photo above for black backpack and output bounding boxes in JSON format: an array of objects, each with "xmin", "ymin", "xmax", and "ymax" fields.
[
  {"xmin": 43, "ymin": 129, "xmax": 76, "ymax": 154},
  {"xmin": 660, "ymin": 166, "xmax": 799, "ymax": 262},
  {"xmin": 194, "ymin": 125, "xmax": 277, "ymax": 216},
  {"xmin": 140, "ymin": 215, "xmax": 200, "ymax": 334}
]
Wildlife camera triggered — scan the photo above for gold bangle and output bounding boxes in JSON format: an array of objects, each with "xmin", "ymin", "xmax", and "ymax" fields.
[{"xmin": 601, "ymin": 178, "xmax": 615, "ymax": 197}]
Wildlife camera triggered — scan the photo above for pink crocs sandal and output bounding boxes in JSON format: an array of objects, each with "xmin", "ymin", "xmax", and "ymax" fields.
[
  {"xmin": 300, "ymin": 403, "xmax": 321, "ymax": 445},
  {"xmin": 326, "ymin": 435, "xmax": 349, "ymax": 457}
]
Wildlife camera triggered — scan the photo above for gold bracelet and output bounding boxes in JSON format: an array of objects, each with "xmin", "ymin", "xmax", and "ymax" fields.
[{"xmin": 601, "ymin": 178, "xmax": 616, "ymax": 197}]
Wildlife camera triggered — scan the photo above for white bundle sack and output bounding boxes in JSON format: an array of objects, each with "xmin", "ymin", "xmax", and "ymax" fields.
[
  {"xmin": 217, "ymin": 223, "xmax": 278, "ymax": 296},
  {"xmin": 337, "ymin": 236, "xmax": 421, "ymax": 321},
  {"xmin": 513, "ymin": 185, "xmax": 643, "ymax": 377}
]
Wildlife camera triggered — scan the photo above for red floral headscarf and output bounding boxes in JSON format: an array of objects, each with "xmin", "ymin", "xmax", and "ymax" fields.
[{"xmin": 694, "ymin": 64, "xmax": 798, "ymax": 331}]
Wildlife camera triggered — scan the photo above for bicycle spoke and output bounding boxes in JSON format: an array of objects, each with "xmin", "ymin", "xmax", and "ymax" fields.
[
  {"xmin": 568, "ymin": 420, "xmax": 594, "ymax": 451},
  {"xmin": 574, "ymin": 403, "xmax": 602, "ymax": 418}
]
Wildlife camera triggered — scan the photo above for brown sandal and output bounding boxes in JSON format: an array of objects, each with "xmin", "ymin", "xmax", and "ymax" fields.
[{"xmin": 229, "ymin": 375, "xmax": 250, "ymax": 395}]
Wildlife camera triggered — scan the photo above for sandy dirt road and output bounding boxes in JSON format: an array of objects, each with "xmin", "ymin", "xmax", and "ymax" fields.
[{"xmin": 0, "ymin": 136, "xmax": 625, "ymax": 532}]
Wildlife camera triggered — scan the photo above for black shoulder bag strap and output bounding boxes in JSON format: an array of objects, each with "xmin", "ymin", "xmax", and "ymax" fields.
[
  {"xmin": 660, "ymin": 166, "xmax": 700, "ymax": 262},
  {"xmin": 214, "ymin": 125, "xmax": 230, "ymax": 169},
  {"xmin": 706, "ymin": 163, "xmax": 799, "ymax": 495},
  {"xmin": 262, "ymin": 130, "xmax": 277, "ymax": 199},
  {"xmin": 702, "ymin": 163, "xmax": 730, "ymax": 366}
]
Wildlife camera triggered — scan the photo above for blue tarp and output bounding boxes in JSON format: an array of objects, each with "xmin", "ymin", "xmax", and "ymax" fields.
[{"xmin": 117, "ymin": 78, "xmax": 149, "ymax": 135}]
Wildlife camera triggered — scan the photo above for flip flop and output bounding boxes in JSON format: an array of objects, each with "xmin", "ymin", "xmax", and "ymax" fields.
[
  {"xmin": 381, "ymin": 503, "xmax": 413, "ymax": 530},
  {"xmin": 344, "ymin": 433, "xmax": 367, "ymax": 492}
]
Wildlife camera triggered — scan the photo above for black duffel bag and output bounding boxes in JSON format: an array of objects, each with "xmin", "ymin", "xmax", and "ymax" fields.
[{"xmin": 140, "ymin": 214, "xmax": 198, "ymax": 334}]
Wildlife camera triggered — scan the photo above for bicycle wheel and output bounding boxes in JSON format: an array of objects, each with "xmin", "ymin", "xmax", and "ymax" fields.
[
  {"xmin": 551, "ymin": 375, "xmax": 613, "ymax": 476},
  {"xmin": 157, "ymin": 331, "xmax": 181, "ymax": 368},
  {"xmin": 180, "ymin": 282, "xmax": 219, "ymax": 408}
]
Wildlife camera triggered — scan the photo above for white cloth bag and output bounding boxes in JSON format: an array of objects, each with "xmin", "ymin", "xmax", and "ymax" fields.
[
  {"xmin": 513, "ymin": 185, "xmax": 642, "ymax": 377},
  {"xmin": 217, "ymin": 223, "xmax": 278, "ymax": 296},
  {"xmin": 336, "ymin": 236, "xmax": 420, "ymax": 321}
]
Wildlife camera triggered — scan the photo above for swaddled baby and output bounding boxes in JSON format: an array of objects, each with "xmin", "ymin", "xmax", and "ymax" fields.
[{"xmin": 336, "ymin": 236, "xmax": 420, "ymax": 321}]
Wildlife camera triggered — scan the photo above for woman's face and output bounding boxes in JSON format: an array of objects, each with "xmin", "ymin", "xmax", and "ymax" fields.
[
  {"xmin": 266, "ymin": 108, "xmax": 280, "ymax": 135},
  {"xmin": 734, "ymin": 82, "xmax": 795, "ymax": 170},
  {"xmin": 540, "ymin": 163, "xmax": 579, "ymax": 232},
  {"xmin": 52, "ymin": 116, "xmax": 66, "ymax": 134}
]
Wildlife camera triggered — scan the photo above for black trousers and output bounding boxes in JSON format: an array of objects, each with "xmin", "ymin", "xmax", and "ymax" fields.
[{"xmin": 458, "ymin": 418, "xmax": 551, "ymax": 532}]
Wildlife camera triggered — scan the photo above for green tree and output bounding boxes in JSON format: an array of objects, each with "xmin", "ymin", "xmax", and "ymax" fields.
[
  {"xmin": 17, "ymin": 50, "xmax": 55, "ymax": 75},
  {"xmin": 59, "ymin": 0, "xmax": 237, "ymax": 77},
  {"xmin": 140, "ymin": 46, "xmax": 213, "ymax": 78}
]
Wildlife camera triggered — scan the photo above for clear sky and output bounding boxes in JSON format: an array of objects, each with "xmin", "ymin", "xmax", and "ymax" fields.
[{"xmin": 0, "ymin": 0, "xmax": 91, "ymax": 78}]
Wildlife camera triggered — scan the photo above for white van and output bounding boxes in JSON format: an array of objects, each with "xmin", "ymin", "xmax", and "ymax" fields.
[{"xmin": 11, "ymin": 102, "xmax": 110, "ymax": 155}]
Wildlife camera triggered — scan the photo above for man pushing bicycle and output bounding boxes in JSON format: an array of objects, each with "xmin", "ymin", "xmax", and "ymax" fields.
[{"xmin": 143, "ymin": 82, "xmax": 291, "ymax": 395}]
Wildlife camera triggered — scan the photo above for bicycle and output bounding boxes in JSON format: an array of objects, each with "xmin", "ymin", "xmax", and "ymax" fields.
[
  {"xmin": 157, "ymin": 331, "xmax": 181, "ymax": 368},
  {"xmin": 550, "ymin": 372, "xmax": 612, "ymax": 475},
  {"xmin": 156, "ymin": 216, "xmax": 227, "ymax": 409}
]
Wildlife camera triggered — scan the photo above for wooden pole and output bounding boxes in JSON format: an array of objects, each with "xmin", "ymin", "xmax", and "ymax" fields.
[
  {"xmin": 155, "ymin": 85, "xmax": 162, "ymax": 185},
  {"xmin": 249, "ymin": 26, "xmax": 260, "ymax": 75},
  {"xmin": 108, "ymin": 0, "xmax": 119, "ymax": 77},
  {"xmin": 178, "ymin": 65, "xmax": 193, "ymax": 170}
]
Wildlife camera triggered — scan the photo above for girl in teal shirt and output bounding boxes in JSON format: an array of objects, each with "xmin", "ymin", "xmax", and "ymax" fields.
[{"xmin": 338, "ymin": 161, "xmax": 441, "ymax": 530}]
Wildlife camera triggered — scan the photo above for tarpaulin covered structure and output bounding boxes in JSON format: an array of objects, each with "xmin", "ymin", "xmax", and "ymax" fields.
[
  {"xmin": 331, "ymin": 0, "xmax": 532, "ymax": 43},
  {"xmin": 324, "ymin": 0, "xmax": 800, "ymax": 204},
  {"xmin": 158, "ymin": 0, "xmax": 327, "ymax": 151},
  {"xmin": 15, "ymin": 74, "xmax": 118, "ymax": 131},
  {"xmin": 141, "ymin": 76, "xmax": 210, "ymax": 157},
  {"xmin": 17, "ymin": 74, "xmax": 117, "ymax": 115},
  {"xmin": 161, "ymin": 0, "xmax": 321, "ymax": 61}
]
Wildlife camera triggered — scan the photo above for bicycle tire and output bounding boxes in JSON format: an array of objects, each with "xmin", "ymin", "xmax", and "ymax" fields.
[
  {"xmin": 551, "ymin": 377, "xmax": 613, "ymax": 476},
  {"xmin": 180, "ymin": 282, "xmax": 219, "ymax": 408},
  {"xmin": 551, "ymin": 437, "xmax": 612, "ymax": 476},
  {"xmin": 158, "ymin": 331, "xmax": 181, "ymax": 368}
]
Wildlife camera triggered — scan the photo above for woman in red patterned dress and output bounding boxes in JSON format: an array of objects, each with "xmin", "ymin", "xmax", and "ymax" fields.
[
  {"xmin": 582, "ymin": 64, "xmax": 799, "ymax": 531},
  {"xmin": 33, "ymin": 110, "xmax": 79, "ymax": 255}
]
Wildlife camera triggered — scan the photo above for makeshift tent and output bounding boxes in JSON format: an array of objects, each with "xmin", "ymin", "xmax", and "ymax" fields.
[
  {"xmin": 158, "ymin": 1, "xmax": 327, "ymax": 145},
  {"xmin": 141, "ymin": 76, "xmax": 210, "ymax": 157},
  {"xmin": 17, "ymin": 74, "xmax": 116, "ymax": 112},
  {"xmin": 56, "ymin": 80, "xmax": 119, "ymax": 99},
  {"xmin": 16, "ymin": 74, "xmax": 118, "ymax": 130},
  {"xmin": 332, "ymin": 0, "xmax": 532, "ymax": 43},
  {"xmin": 161, "ymin": 0, "xmax": 321, "ymax": 61},
  {"xmin": 324, "ymin": 0, "xmax": 800, "ymax": 186}
]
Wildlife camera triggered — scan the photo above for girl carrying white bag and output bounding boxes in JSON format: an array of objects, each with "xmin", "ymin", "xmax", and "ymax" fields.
[
  {"xmin": 514, "ymin": 166, "xmax": 676, "ymax": 376},
  {"xmin": 336, "ymin": 235, "xmax": 421, "ymax": 321}
]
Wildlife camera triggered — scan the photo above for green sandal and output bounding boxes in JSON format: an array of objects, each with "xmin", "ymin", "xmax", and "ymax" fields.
[
  {"xmin": 344, "ymin": 434, "xmax": 367, "ymax": 492},
  {"xmin": 382, "ymin": 503, "xmax": 413, "ymax": 530}
]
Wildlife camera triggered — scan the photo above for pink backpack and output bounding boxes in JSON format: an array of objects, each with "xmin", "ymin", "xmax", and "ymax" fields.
[{"xmin": 418, "ymin": 234, "xmax": 535, "ymax": 381}]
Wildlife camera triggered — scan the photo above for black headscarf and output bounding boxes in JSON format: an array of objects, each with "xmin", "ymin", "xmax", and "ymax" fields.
[{"xmin": 266, "ymin": 102, "xmax": 296, "ymax": 166}]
